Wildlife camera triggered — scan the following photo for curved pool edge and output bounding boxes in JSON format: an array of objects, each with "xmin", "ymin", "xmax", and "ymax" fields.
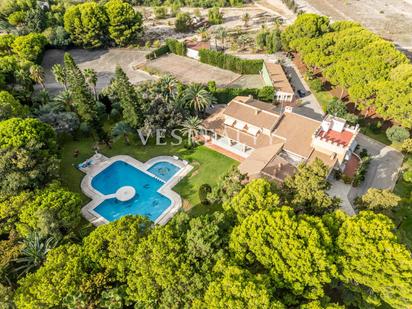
[{"xmin": 80, "ymin": 155, "xmax": 193, "ymax": 227}]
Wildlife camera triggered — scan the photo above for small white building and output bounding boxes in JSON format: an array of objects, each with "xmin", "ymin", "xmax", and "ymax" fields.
[
  {"xmin": 261, "ymin": 62, "xmax": 294, "ymax": 103},
  {"xmin": 185, "ymin": 41, "xmax": 210, "ymax": 60}
]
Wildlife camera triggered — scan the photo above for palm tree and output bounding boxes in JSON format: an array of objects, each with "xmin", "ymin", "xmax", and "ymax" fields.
[
  {"xmin": 51, "ymin": 64, "xmax": 67, "ymax": 90},
  {"xmin": 29, "ymin": 64, "xmax": 45, "ymax": 90},
  {"xmin": 111, "ymin": 121, "xmax": 133, "ymax": 145},
  {"xmin": 242, "ymin": 13, "xmax": 250, "ymax": 28},
  {"xmin": 159, "ymin": 75, "xmax": 178, "ymax": 102},
  {"xmin": 54, "ymin": 90, "xmax": 74, "ymax": 111},
  {"xmin": 197, "ymin": 27, "xmax": 209, "ymax": 41},
  {"xmin": 83, "ymin": 68, "xmax": 98, "ymax": 100},
  {"xmin": 180, "ymin": 116, "xmax": 203, "ymax": 146},
  {"xmin": 14, "ymin": 233, "xmax": 57, "ymax": 277},
  {"xmin": 183, "ymin": 84, "xmax": 216, "ymax": 115},
  {"xmin": 215, "ymin": 26, "xmax": 227, "ymax": 50}
]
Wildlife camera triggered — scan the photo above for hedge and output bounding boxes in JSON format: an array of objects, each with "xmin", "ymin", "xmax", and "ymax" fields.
[
  {"xmin": 146, "ymin": 44, "xmax": 170, "ymax": 60},
  {"xmin": 166, "ymin": 39, "xmax": 186, "ymax": 56},
  {"xmin": 209, "ymin": 86, "xmax": 275, "ymax": 104},
  {"xmin": 199, "ymin": 49, "xmax": 264, "ymax": 74},
  {"xmin": 145, "ymin": 39, "xmax": 186, "ymax": 60}
]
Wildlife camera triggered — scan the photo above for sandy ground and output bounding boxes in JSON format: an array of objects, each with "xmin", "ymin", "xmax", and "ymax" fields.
[
  {"xmin": 145, "ymin": 53, "xmax": 240, "ymax": 86},
  {"xmin": 292, "ymin": 0, "xmax": 412, "ymax": 53},
  {"xmin": 42, "ymin": 48, "xmax": 155, "ymax": 95}
]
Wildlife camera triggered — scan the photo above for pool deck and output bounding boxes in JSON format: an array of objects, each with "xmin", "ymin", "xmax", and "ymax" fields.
[{"xmin": 80, "ymin": 155, "xmax": 193, "ymax": 226}]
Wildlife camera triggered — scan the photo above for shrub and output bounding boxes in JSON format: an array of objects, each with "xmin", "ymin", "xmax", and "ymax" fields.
[
  {"xmin": 145, "ymin": 44, "xmax": 170, "ymax": 60},
  {"xmin": 166, "ymin": 39, "xmax": 186, "ymax": 56},
  {"xmin": 207, "ymin": 80, "xmax": 217, "ymax": 92},
  {"xmin": 199, "ymin": 49, "xmax": 263, "ymax": 74},
  {"xmin": 175, "ymin": 12, "xmax": 191, "ymax": 32},
  {"xmin": 308, "ymin": 78, "xmax": 323, "ymax": 92},
  {"xmin": 212, "ymin": 87, "xmax": 261, "ymax": 104},
  {"xmin": 386, "ymin": 126, "xmax": 410, "ymax": 143},
  {"xmin": 258, "ymin": 86, "xmax": 275, "ymax": 102},
  {"xmin": 401, "ymin": 138, "xmax": 412, "ymax": 153},
  {"xmin": 199, "ymin": 184, "xmax": 212, "ymax": 205},
  {"xmin": 208, "ymin": 7, "xmax": 223, "ymax": 25},
  {"xmin": 403, "ymin": 169, "xmax": 412, "ymax": 183},
  {"xmin": 154, "ymin": 6, "xmax": 167, "ymax": 19}
]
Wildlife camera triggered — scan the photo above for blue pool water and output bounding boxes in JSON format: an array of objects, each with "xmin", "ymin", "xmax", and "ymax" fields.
[
  {"xmin": 147, "ymin": 162, "xmax": 180, "ymax": 181},
  {"xmin": 91, "ymin": 161, "xmax": 180, "ymax": 222}
]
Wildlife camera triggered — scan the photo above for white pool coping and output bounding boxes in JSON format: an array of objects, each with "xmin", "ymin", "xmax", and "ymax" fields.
[{"xmin": 80, "ymin": 155, "xmax": 193, "ymax": 226}]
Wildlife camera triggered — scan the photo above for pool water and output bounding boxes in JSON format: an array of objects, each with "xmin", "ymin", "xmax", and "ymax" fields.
[
  {"xmin": 147, "ymin": 162, "xmax": 180, "ymax": 182},
  {"xmin": 91, "ymin": 161, "xmax": 179, "ymax": 222}
]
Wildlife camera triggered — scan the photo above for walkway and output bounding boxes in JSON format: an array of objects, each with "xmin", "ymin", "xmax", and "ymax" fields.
[{"xmin": 204, "ymin": 143, "xmax": 245, "ymax": 162}]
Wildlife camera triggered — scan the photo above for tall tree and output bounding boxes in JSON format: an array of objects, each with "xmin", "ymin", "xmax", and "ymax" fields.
[
  {"xmin": 105, "ymin": 0, "xmax": 143, "ymax": 46},
  {"xmin": 223, "ymin": 178, "xmax": 279, "ymax": 222},
  {"xmin": 0, "ymin": 90, "xmax": 27, "ymax": 120},
  {"xmin": 183, "ymin": 83, "xmax": 215, "ymax": 115},
  {"xmin": 230, "ymin": 207, "xmax": 337, "ymax": 300},
  {"xmin": 0, "ymin": 118, "xmax": 59, "ymax": 194},
  {"xmin": 109, "ymin": 66, "xmax": 141, "ymax": 128},
  {"xmin": 83, "ymin": 68, "xmax": 98, "ymax": 100},
  {"xmin": 283, "ymin": 159, "xmax": 339, "ymax": 215},
  {"xmin": 64, "ymin": 2, "xmax": 108, "ymax": 48},
  {"xmin": 51, "ymin": 64, "xmax": 67, "ymax": 90},
  {"xmin": 63, "ymin": 53, "xmax": 98, "ymax": 124},
  {"xmin": 355, "ymin": 188, "xmax": 401, "ymax": 212},
  {"xmin": 29, "ymin": 64, "xmax": 45, "ymax": 90},
  {"xmin": 337, "ymin": 211, "xmax": 412, "ymax": 308}
]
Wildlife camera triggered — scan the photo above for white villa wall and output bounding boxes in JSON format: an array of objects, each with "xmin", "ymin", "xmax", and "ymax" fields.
[{"xmin": 186, "ymin": 48, "xmax": 199, "ymax": 60}]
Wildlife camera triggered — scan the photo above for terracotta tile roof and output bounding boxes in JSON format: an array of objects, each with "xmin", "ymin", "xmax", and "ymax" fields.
[
  {"xmin": 223, "ymin": 96, "xmax": 280, "ymax": 130},
  {"xmin": 272, "ymin": 112, "xmax": 321, "ymax": 158},
  {"xmin": 262, "ymin": 156, "xmax": 297, "ymax": 181},
  {"xmin": 239, "ymin": 143, "xmax": 284, "ymax": 177},
  {"xmin": 316, "ymin": 129, "xmax": 354, "ymax": 147},
  {"xmin": 264, "ymin": 62, "xmax": 294, "ymax": 94},
  {"xmin": 307, "ymin": 150, "xmax": 338, "ymax": 169}
]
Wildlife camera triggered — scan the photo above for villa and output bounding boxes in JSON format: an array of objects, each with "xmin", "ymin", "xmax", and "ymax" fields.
[
  {"xmin": 202, "ymin": 96, "xmax": 360, "ymax": 183},
  {"xmin": 261, "ymin": 62, "xmax": 295, "ymax": 103}
]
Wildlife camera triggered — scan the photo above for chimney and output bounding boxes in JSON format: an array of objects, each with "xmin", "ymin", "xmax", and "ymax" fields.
[
  {"xmin": 284, "ymin": 106, "xmax": 293, "ymax": 113},
  {"xmin": 255, "ymin": 109, "xmax": 261, "ymax": 115}
]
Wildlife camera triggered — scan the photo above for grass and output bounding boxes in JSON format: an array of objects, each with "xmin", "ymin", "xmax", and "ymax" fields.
[{"xmin": 59, "ymin": 135, "xmax": 238, "ymax": 212}]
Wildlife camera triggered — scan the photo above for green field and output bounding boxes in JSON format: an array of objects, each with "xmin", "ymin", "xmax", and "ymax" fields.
[{"xmin": 59, "ymin": 136, "xmax": 238, "ymax": 214}]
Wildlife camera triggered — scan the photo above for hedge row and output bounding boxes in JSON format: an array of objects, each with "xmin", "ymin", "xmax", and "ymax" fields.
[
  {"xmin": 199, "ymin": 49, "xmax": 264, "ymax": 74},
  {"xmin": 208, "ymin": 83, "xmax": 274, "ymax": 104},
  {"xmin": 166, "ymin": 39, "xmax": 186, "ymax": 56},
  {"xmin": 145, "ymin": 44, "xmax": 170, "ymax": 60}
]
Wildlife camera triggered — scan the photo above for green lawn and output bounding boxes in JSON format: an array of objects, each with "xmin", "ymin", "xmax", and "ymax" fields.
[{"xmin": 59, "ymin": 136, "xmax": 238, "ymax": 212}]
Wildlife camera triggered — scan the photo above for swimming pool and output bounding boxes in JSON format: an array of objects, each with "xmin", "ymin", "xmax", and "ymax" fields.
[
  {"xmin": 90, "ymin": 160, "xmax": 180, "ymax": 222},
  {"xmin": 147, "ymin": 161, "xmax": 180, "ymax": 181}
]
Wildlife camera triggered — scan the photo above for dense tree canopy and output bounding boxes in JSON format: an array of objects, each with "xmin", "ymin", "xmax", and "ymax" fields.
[
  {"xmin": 285, "ymin": 14, "xmax": 411, "ymax": 127},
  {"xmin": 0, "ymin": 118, "xmax": 59, "ymax": 194},
  {"xmin": 230, "ymin": 207, "xmax": 337, "ymax": 300},
  {"xmin": 0, "ymin": 90, "xmax": 27, "ymax": 120},
  {"xmin": 284, "ymin": 159, "xmax": 338, "ymax": 215},
  {"xmin": 337, "ymin": 211, "xmax": 412, "ymax": 308},
  {"xmin": 105, "ymin": 0, "xmax": 143, "ymax": 46},
  {"xmin": 11, "ymin": 33, "xmax": 47, "ymax": 62}
]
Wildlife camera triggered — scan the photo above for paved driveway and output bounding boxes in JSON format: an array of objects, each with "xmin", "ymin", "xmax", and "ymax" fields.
[
  {"xmin": 328, "ymin": 178, "xmax": 356, "ymax": 216},
  {"xmin": 349, "ymin": 133, "xmax": 404, "ymax": 198},
  {"xmin": 42, "ymin": 48, "xmax": 155, "ymax": 95}
]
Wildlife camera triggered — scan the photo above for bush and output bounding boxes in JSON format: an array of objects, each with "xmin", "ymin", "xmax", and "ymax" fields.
[
  {"xmin": 208, "ymin": 7, "xmax": 223, "ymax": 25},
  {"xmin": 166, "ymin": 39, "xmax": 186, "ymax": 56},
  {"xmin": 154, "ymin": 6, "xmax": 167, "ymax": 19},
  {"xmin": 258, "ymin": 86, "xmax": 275, "ymax": 102},
  {"xmin": 175, "ymin": 12, "xmax": 191, "ymax": 32},
  {"xmin": 403, "ymin": 169, "xmax": 412, "ymax": 183},
  {"xmin": 401, "ymin": 138, "xmax": 412, "ymax": 153},
  {"xmin": 308, "ymin": 78, "xmax": 323, "ymax": 92},
  {"xmin": 207, "ymin": 80, "xmax": 217, "ymax": 92},
  {"xmin": 145, "ymin": 44, "xmax": 170, "ymax": 60},
  {"xmin": 212, "ymin": 87, "xmax": 261, "ymax": 104},
  {"xmin": 199, "ymin": 183, "xmax": 212, "ymax": 205},
  {"xmin": 199, "ymin": 49, "xmax": 263, "ymax": 74},
  {"xmin": 386, "ymin": 126, "xmax": 410, "ymax": 143}
]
